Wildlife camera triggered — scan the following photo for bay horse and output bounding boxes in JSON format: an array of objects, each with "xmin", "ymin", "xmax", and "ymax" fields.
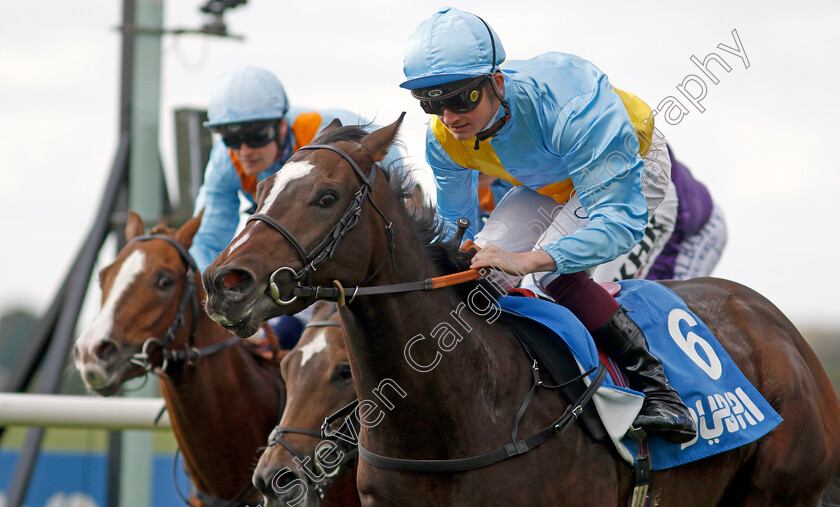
[
  {"xmin": 72, "ymin": 212, "xmax": 353, "ymax": 506},
  {"xmin": 252, "ymin": 301, "xmax": 361, "ymax": 506},
  {"xmin": 202, "ymin": 116, "xmax": 840, "ymax": 506}
]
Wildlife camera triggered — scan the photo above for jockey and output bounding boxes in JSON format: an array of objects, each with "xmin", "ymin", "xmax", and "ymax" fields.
[
  {"xmin": 191, "ymin": 66, "xmax": 377, "ymax": 272},
  {"xmin": 191, "ymin": 66, "xmax": 400, "ymax": 348},
  {"xmin": 401, "ymin": 7, "xmax": 697, "ymax": 443}
]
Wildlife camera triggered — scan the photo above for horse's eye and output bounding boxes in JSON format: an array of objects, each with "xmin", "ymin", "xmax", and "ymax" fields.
[
  {"xmin": 318, "ymin": 193, "xmax": 338, "ymax": 207},
  {"xmin": 334, "ymin": 364, "xmax": 352, "ymax": 382},
  {"xmin": 157, "ymin": 275, "xmax": 174, "ymax": 290}
]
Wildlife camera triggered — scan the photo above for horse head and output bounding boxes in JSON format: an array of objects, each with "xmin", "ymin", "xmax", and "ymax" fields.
[
  {"xmin": 203, "ymin": 115, "xmax": 405, "ymax": 337},
  {"xmin": 253, "ymin": 300, "xmax": 359, "ymax": 507},
  {"xmin": 73, "ymin": 211, "xmax": 204, "ymax": 395}
]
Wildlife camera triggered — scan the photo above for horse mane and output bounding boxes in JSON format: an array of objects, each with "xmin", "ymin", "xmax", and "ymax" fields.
[
  {"xmin": 313, "ymin": 123, "xmax": 497, "ymax": 300},
  {"xmin": 390, "ymin": 169, "xmax": 497, "ymax": 299}
]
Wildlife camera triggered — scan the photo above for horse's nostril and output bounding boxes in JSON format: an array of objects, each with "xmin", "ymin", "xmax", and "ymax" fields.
[
  {"xmin": 223, "ymin": 270, "xmax": 246, "ymax": 289},
  {"xmin": 253, "ymin": 471, "xmax": 268, "ymax": 494},
  {"xmin": 94, "ymin": 340, "xmax": 118, "ymax": 362},
  {"xmin": 217, "ymin": 268, "xmax": 255, "ymax": 298},
  {"xmin": 271, "ymin": 469, "xmax": 299, "ymax": 493}
]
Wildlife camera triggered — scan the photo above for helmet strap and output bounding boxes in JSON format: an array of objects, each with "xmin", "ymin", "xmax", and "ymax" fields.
[
  {"xmin": 471, "ymin": 17, "xmax": 507, "ymax": 150},
  {"xmin": 474, "ymin": 74, "xmax": 510, "ymax": 150},
  {"xmin": 275, "ymin": 119, "xmax": 291, "ymax": 161}
]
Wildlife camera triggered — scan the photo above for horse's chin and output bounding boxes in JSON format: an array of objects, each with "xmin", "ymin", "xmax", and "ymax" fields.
[
  {"xmin": 81, "ymin": 356, "xmax": 142, "ymax": 397},
  {"xmin": 90, "ymin": 381, "xmax": 123, "ymax": 397},
  {"xmin": 208, "ymin": 293, "xmax": 292, "ymax": 338},
  {"xmin": 262, "ymin": 488, "xmax": 322, "ymax": 507},
  {"xmin": 224, "ymin": 318, "xmax": 263, "ymax": 339},
  {"xmin": 82, "ymin": 368, "xmax": 124, "ymax": 397}
]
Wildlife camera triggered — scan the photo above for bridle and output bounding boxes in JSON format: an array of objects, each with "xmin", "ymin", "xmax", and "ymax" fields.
[
  {"xmin": 128, "ymin": 234, "xmax": 239, "ymax": 376},
  {"xmin": 248, "ymin": 141, "xmax": 481, "ymax": 308},
  {"xmin": 264, "ymin": 319, "xmax": 359, "ymax": 500},
  {"xmin": 247, "ymin": 143, "xmax": 396, "ymax": 307}
]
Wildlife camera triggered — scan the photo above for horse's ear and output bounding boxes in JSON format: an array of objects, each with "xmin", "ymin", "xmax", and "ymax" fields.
[
  {"xmin": 361, "ymin": 112, "xmax": 405, "ymax": 162},
  {"xmin": 320, "ymin": 118, "xmax": 343, "ymax": 135},
  {"xmin": 125, "ymin": 211, "xmax": 145, "ymax": 241},
  {"xmin": 174, "ymin": 209, "xmax": 203, "ymax": 249}
]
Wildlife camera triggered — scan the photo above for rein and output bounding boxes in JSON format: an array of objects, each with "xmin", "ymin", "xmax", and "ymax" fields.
[
  {"xmin": 128, "ymin": 235, "xmax": 240, "ymax": 376},
  {"xmin": 264, "ymin": 319, "xmax": 358, "ymax": 499}
]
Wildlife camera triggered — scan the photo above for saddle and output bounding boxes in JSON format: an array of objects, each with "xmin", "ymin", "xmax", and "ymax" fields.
[{"xmin": 498, "ymin": 307, "xmax": 608, "ymax": 443}]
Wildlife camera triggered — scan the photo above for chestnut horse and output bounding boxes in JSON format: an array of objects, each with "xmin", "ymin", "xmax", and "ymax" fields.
[
  {"xmin": 73, "ymin": 213, "xmax": 355, "ymax": 506},
  {"xmin": 202, "ymin": 117, "xmax": 840, "ymax": 506},
  {"xmin": 253, "ymin": 301, "xmax": 361, "ymax": 506}
]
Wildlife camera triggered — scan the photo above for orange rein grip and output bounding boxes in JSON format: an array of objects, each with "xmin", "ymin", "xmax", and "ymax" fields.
[
  {"xmin": 459, "ymin": 239, "xmax": 480, "ymax": 255},
  {"xmin": 430, "ymin": 270, "xmax": 482, "ymax": 289}
]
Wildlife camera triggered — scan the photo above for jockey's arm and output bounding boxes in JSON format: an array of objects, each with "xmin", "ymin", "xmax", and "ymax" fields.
[
  {"xmin": 189, "ymin": 142, "xmax": 244, "ymax": 272},
  {"xmin": 426, "ymin": 134, "xmax": 482, "ymax": 241},
  {"xmin": 537, "ymin": 84, "xmax": 649, "ymax": 275}
]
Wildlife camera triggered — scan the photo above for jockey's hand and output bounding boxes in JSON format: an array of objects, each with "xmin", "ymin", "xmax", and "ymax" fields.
[{"xmin": 469, "ymin": 244, "xmax": 557, "ymax": 275}]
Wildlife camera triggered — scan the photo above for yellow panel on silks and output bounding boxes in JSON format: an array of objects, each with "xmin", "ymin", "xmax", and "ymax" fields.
[
  {"xmin": 429, "ymin": 85, "xmax": 653, "ymax": 206},
  {"xmin": 612, "ymin": 87, "xmax": 655, "ymax": 158},
  {"xmin": 431, "ymin": 116, "xmax": 576, "ymax": 204}
]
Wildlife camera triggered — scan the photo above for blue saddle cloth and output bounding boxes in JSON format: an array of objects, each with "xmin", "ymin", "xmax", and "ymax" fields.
[{"xmin": 498, "ymin": 279, "xmax": 783, "ymax": 470}]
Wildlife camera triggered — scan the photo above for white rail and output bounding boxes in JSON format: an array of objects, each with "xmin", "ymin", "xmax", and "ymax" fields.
[{"xmin": 0, "ymin": 393, "xmax": 171, "ymax": 429}]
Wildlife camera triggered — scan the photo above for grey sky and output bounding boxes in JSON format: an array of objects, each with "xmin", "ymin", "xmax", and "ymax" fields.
[{"xmin": 1, "ymin": 1, "xmax": 838, "ymax": 331}]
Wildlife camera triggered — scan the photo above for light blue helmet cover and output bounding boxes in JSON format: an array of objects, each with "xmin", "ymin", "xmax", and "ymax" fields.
[
  {"xmin": 401, "ymin": 7, "xmax": 505, "ymax": 90},
  {"xmin": 204, "ymin": 66, "xmax": 289, "ymax": 128}
]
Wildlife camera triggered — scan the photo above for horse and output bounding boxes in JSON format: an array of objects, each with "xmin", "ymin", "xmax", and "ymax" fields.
[
  {"xmin": 252, "ymin": 300, "xmax": 361, "ymax": 506},
  {"xmin": 75, "ymin": 212, "xmax": 355, "ymax": 506},
  {"xmin": 201, "ymin": 116, "xmax": 840, "ymax": 506}
]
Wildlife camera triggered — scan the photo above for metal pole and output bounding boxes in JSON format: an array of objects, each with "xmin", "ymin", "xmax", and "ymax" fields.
[
  {"xmin": 0, "ymin": 394, "xmax": 171, "ymax": 429},
  {"xmin": 122, "ymin": 0, "xmax": 165, "ymax": 505},
  {"xmin": 108, "ymin": 0, "xmax": 136, "ymax": 502},
  {"xmin": 128, "ymin": 0, "xmax": 165, "ymax": 224}
]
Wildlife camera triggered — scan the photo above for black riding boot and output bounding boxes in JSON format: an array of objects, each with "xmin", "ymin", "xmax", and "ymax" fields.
[{"xmin": 592, "ymin": 306, "xmax": 697, "ymax": 443}]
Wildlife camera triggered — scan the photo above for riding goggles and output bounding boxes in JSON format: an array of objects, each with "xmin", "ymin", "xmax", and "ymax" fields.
[
  {"xmin": 411, "ymin": 76, "xmax": 488, "ymax": 115},
  {"xmin": 218, "ymin": 121, "xmax": 278, "ymax": 150}
]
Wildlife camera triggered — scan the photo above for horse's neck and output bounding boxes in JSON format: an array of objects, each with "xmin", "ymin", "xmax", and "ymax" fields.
[
  {"xmin": 158, "ymin": 275, "xmax": 281, "ymax": 498},
  {"xmin": 341, "ymin": 214, "xmax": 528, "ymax": 454}
]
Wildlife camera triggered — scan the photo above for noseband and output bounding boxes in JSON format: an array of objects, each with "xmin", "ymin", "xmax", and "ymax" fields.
[{"xmin": 247, "ymin": 144, "xmax": 395, "ymax": 306}]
